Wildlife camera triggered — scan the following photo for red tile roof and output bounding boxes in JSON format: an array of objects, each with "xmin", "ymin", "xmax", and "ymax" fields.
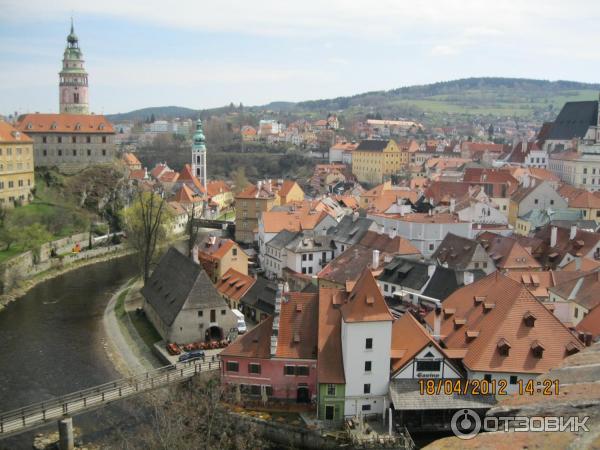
[
  {"xmin": 576, "ymin": 305, "xmax": 600, "ymax": 339},
  {"xmin": 179, "ymin": 164, "xmax": 206, "ymax": 194},
  {"xmin": 569, "ymin": 190, "xmax": 600, "ymax": 209},
  {"xmin": 275, "ymin": 292, "xmax": 319, "ymax": 359},
  {"xmin": 122, "ymin": 152, "xmax": 141, "ymax": 166},
  {"xmin": 215, "ymin": 268, "xmax": 255, "ymax": 302},
  {"xmin": 0, "ymin": 121, "xmax": 33, "ymax": 143},
  {"xmin": 424, "ymin": 272, "xmax": 583, "ymax": 374},
  {"xmin": 206, "ymin": 180, "xmax": 231, "ymax": 197},
  {"xmin": 128, "ymin": 169, "xmax": 146, "ymax": 180},
  {"xmin": 175, "ymin": 184, "xmax": 202, "ymax": 203},
  {"xmin": 16, "ymin": 113, "xmax": 114, "ymax": 134},
  {"xmin": 340, "ymin": 269, "xmax": 393, "ymax": 323},
  {"xmin": 476, "ymin": 232, "xmax": 542, "ymax": 270},
  {"xmin": 159, "ymin": 171, "xmax": 179, "ymax": 183},
  {"xmin": 317, "ymin": 288, "xmax": 346, "ymax": 383},
  {"xmin": 198, "ymin": 236, "xmax": 236, "ymax": 261},
  {"xmin": 220, "ymin": 316, "xmax": 273, "ymax": 359}
]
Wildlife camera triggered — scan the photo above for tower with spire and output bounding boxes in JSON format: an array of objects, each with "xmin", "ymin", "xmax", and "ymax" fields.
[
  {"xmin": 59, "ymin": 19, "xmax": 89, "ymax": 114},
  {"xmin": 192, "ymin": 119, "xmax": 207, "ymax": 190}
]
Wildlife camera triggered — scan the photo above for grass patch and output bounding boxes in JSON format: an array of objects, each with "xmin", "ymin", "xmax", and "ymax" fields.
[
  {"xmin": 0, "ymin": 245, "xmax": 25, "ymax": 263},
  {"xmin": 216, "ymin": 210, "xmax": 235, "ymax": 221},
  {"xmin": 128, "ymin": 310, "xmax": 162, "ymax": 348}
]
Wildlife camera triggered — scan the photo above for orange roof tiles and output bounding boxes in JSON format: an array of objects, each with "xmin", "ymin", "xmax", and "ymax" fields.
[
  {"xmin": 179, "ymin": 164, "xmax": 206, "ymax": 194},
  {"xmin": 159, "ymin": 171, "xmax": 179, "ymax": 183},
  {"xmin": 569, "ymin": 190, "xmax": 600, "ymax": 209},
  {"xmin": 261, "ymin": 208, "xmax": 329, "ymax": 233},
  {"xmin": 175, "ymin": 184, "xmax": 202, "ymax": 203},
  {"xmin": 278, "ymin": 180, "xmax": 298, "ymax": 198},
  {"xmin": 16, "ymin": 113, "xmax": 114, "ymax": 134},
  {"xmin": 0, "ymin": 121, "xmax": 33, "ymax": 144},
  {"xmin": 477, "ymin": 232, "xmax": 542, "ymax": 270},
  {"xmin": 340, "ymin": 269, "xmax": 393, "ymax": 323},
  {"xmin": 424, "ymin": 273, "xmax": 583, "ymax": 374},
  {"xmin": 275, "ymin": 292, "xmax": 318, "ymax": 359},
  {"xmin": 562, "ymin": 257, "xmax": 600, "ymax": 272},
  {"xmin": 128, "ymin": 169, "xmax": 146, "ymax": 180},
  {"xmin": 122, "ymin": 152, "xmax": 141, "ymax": 166},
  {"xmin": 206, "ymin": 180, "xmax": 231, "ymax": 197},
  {"xmin": 317, "ymin": 288, "xmax": 346, "ymax": 384},
  {"xmin": 215, "ymin": 268, "xmax": 255, "ymax": 302},
  {"xmin": 220, "ymin": 316, "xmax": 273, "ymax": 359}
]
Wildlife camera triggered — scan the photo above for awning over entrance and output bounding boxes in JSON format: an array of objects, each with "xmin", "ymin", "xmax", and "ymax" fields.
[{"xmin": 388, "ymin": 379, "xmax": 497, "ymax": 411}]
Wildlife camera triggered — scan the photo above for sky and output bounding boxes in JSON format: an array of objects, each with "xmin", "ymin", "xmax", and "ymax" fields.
[{"xmin": 1, "ymin": 0, "xmax": 599, "ymax": 115}]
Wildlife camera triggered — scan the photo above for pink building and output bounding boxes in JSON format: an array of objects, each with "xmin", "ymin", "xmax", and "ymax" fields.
[{"xmin": 220, "ymin": 291, "xmax": 318, "ymax": 402}]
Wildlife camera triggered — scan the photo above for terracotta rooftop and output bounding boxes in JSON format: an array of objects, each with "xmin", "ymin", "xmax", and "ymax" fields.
[
  {"xmin": 215, "ymin": 268, "xmax": 255, "ymax": 302},
  {"xmin": 122, "ymin": 152, "xmax": 141, "ymax": 166},
  {"xmin": 569, "ymin": 190, "xmax": 600, "ymax": 209},
  {"xmin": 549, "ymin": 271, "xmax": 600, "ymax": 310},
  {"xmin": 424, "ymin": 272, "xmax": 583, "ymax": 374},
  {"xmin": 179, "ymin": 164, "xmax": 206, "ymax": 194},
  {"xmin": 220, "ymin": 316, "xmax": 273, "ymax": 359},
  {"xmin": 261, "ymin": 207, "xmax": 329, "ymax": 234},
  {"xmin": 340, "ymin": 269, "xmax": 393, "ymax": 323},
  {"xmin": 206, "ymin": 180, "xmax": 231, "ymax": 197},
  {"xmin": 317, "ymin": 288, "xmax": 346, "ymax": 384},
  {"xmin": 197, "ymin": 235, "xmax": 236, "ymax": 261},
  {"xmin": 275, "ymin": 292, "xmax": 319, "ymax": 359},
  {"xmin": 16, "ymin": 113, "xmax": 115, "ymax": 134},
  {"xmin": 174, "ymin": 183, "xmax": 202, "ymax": 203},
  {"xmin": 506, "ymin": 270, "xmax": 587, "ymax": 299},
  {"xmin": 476, "ymin": 232, "xmax": 542, "ymax": 270},
  {"xmin": 0, "ymin": 121, "xmax": 33, "ymax": 144}
]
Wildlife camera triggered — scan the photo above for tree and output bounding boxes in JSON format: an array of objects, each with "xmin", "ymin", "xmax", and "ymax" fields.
[
  {"xmin": 122, "ymin": 189, "xmax": 172, "ymax": 282},
  {"xmin": 114, "ymin": 375, "xmax": 266, "ymax": 450},
  {"xmin": 17, "ymin": 224, "xmax": 53, "ymax": 263},
  {"xmin": 231, "ymin": 167, "xmax": 249, "ymax": 194}
]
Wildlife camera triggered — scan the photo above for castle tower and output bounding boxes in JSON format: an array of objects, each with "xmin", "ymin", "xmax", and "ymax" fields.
[
  {"xmin": 59, "ymin": 19, "xmax": 89, "ymax": 114},
  {"xmin": 192, "ymin": 119, "xmax": 207, "ymax": 190}
]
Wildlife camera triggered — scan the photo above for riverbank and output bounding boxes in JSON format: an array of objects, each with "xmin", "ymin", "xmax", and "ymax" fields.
[{"xmin": 0, "ymin": 246, "xmax": 135, "ymax": 312}]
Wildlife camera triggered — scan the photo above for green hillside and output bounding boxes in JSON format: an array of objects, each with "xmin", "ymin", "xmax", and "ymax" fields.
[{"xmin": 106, "ymin": 78, "xmax": 600, "ymax": 124}]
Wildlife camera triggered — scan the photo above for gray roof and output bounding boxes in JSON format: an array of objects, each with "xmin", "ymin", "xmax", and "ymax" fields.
[
  {"xmin": 141, "ymin": 247, "xmax": 227, "ymax": 326},
  {"xmin": 547, "ymin": 101, "xmax": 598, "ymax": 141},
  {"xmin": 356, "ymin": 139, "xmax": 390, "ymax": 152},
  {"xmin": 326, "ymin": 215, "xmax": 374, "ymax": 246},
  {"xmin": 389, "ymin": 379, "xmax": 496, "ymax": 411},
  {"xmin": 378, "ymin": 257, "xmax": 430, "ymax": 291},
  {"xmin": 267, "ymin": 229, "xmax": 299, "ymax": 250},
  {"xmin": 285, "ymin": 233, "xmax": 335, "ymax": 253},
  {"xmin": 423, "ymin": 267, "xmax": 485, "ymax": 301},
  {"xmin": 431, "ymin": 233, "xmax": 480, "ymax": 270},
  {"xmin": 240, "ymin": 277, "xmax": 278, "ymax": 314}
]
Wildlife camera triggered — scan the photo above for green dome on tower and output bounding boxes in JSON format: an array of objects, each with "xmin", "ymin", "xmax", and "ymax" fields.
[{"xmin": 193, "ymin": 119, "xmax": 206, "ymax": 148}]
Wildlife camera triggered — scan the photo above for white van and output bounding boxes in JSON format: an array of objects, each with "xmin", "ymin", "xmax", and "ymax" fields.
[{"xmin": 232, "ymin": 309, "xmax": 247, "ymax": 334}]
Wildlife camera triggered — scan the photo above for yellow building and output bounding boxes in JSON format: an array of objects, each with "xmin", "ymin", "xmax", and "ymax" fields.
[
  {"xmin": 197, "ymin": 235, "xmax": 249, "ymax": 283},
  {"xmin": 352, "ymin": 139, "xmax": 406, "ymax": 185},
  {"xmin": 0, "ymin": 121, "xmax": 35, "ymax": 207},
  {"xmin": 568, "ymin": 190, "xmax": 600, "ymax": 222},
  {"xmin": 207, "ymin": 180, "xmax": 234, "ymax": 209}
]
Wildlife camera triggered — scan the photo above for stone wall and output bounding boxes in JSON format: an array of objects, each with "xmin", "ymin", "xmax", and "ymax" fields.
[{"xmin": 0, "ymin": 232, "xmax": 124, "ymax": 294}]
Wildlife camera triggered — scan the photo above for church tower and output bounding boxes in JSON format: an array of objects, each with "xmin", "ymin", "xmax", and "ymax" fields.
[
  {"xmin": 59, "ymin": 19, "xmax": 89, "ymax": 114},
  {"xmin": 192, "ymin": 119, "xmax": 207, "ymax": 190}
]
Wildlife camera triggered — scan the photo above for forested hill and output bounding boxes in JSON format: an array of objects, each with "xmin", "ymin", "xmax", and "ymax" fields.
[{"xmin": 107, "ymin": 77, "xmax": 600, "ymax": 123}]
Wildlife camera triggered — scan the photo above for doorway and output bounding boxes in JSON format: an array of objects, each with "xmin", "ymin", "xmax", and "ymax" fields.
[
  {"xmin": 325, "ymin": 405, "xmax": 335, "ymax": 420},
  {"xmin": 296, "ymin": 386, "xmax": 309, "ymax": 403}
]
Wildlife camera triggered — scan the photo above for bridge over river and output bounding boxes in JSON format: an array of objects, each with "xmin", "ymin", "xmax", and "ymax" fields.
[{"xmin": 0, "ymin": 359, "xmax": 220, "ymax": 448}]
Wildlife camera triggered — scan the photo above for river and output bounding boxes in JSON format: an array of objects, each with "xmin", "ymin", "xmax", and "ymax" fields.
[{"xmin": 0, "ymin": 255, "xmax": 139, "ymax": 449}]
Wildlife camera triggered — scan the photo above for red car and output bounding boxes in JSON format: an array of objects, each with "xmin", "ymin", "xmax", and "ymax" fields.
[{"xmin": 166, "ymin": 343, "xmax": 181, "ymax": 355}]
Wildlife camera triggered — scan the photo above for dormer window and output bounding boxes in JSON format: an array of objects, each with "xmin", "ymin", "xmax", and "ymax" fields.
[
  {"xmin": 483, "ymin": 302, "xmax": 495, "ymax": 312},
  {"xmin": 523, "ymin": 311, "xmax": 537, "ymax": 327},
  {"xmin": 453, "ymin": 318, "xmax": 466, "ymax": 329},
  {"xmin": 474, "ymin": 296, "xmax": 485, "ymax": 305},
  {"xmin": 566, "ymin": 341, "xmax": 580, "ymax": 356},
  {"xmin": 531, "ymin": 340, "xmax": 545, "ymax": 358},
  {"xmin": 51, "ymin": 122, "xmax": 57, "ymax": 130},
  {"xmin": 497, "ymin": 338, "xmax": 511, "ymax": 356}
]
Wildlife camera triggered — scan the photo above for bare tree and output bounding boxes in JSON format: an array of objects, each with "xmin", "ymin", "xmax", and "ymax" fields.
[{"xmin": 123, "ymin": 188, "xmax": 172, "ymax": 282}]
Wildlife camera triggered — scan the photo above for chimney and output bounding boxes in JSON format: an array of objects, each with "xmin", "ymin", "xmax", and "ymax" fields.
[
  {"xmin": 449, "ymin": 198, "xmax": 456, "ymax": 213},
  {"xmin": 433, "ymin": 305, "xmax": 442, "ymax": 342},
  {"xmin": 144, "ymin": 167, "xmax": 148, "ymax": 179},
  {"xmin": 570, "ymin": 224, "xmax": 577, "ymax": 240},
  {"xmin": 427, "ymin": 264, "xmax": 436, "ymax": 278},
  {"xmin": 377, "ymin": 224, "xmax": 384, "ymax": 235},
  {"xmin": 271, "ymin": 284, "xmax": 284, "ymax": 357},
  {"xmin": 523, "ymin": 174, "xmax": 530, "ymax": 188},
  {"xmin": 550, "ymin": 226, "xmax": 558, "ymax": 247},
  {"xmin": 352, "ymin": 211, "xmax": 359, "ymax": 222},
  {"xmin": 463, "ymin": 271, "xmax": 474, "ymax": 285},
  {"xmin": 575, "ymin": 256, "xmax": 582, "ymax": 271},
  {"xmin": 428, "ymin": 209, "xmax": 433, "ymax": 217},
  {"xmin": 266, "ymin": 179, "xmax": 272, "ymax": 193},
  {"xmin": 372, "ymin": 250, "xmax": 380, "ymax": 269},
  {"xmin": 388, "ymin": 228, "xmax": 397, "ymax": 239},
  {"xmin": 192, "ymin": 245, "xmax": 199, "ymax": 264}
]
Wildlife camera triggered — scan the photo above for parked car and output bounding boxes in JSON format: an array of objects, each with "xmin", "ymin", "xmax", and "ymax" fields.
[
  {"xmin": 178, "ymin": 349, "xmax": 205, "ymax": 362},
  {"xmin": 166, "ymin": 343, "xmax": 181, "ymax": 355}
]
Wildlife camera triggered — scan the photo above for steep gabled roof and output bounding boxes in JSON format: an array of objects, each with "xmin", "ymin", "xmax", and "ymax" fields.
[
  {"xmin": 431, "ymin": 233, "xmax": 481, "ymax": 270},
  {"xmin": 220, "ymin": 316, "xmax": 273, "ymax": 359},
  {"xmin": 340, "ymin": 269, "xmax": 393, "ymax": 323},
  {"xmin": 549, "ymin": 271, "xmax": 600, "ymax": 310},
  {"xmin": 215, "ymin": 268, "xmax": 255, "ymax": 302},
  {"xmin": 175, "ymin": 183, "xmax": 202, "ymax": 203},
  {"xmin": 476, "ymin": 232, "xmax": 542, "ymax": 270},
  {"xmin": 424, "ymin": 272, "xmax": 584, "ymax": 374},
  {"xmin": 179, "ymin": 164, "xmax": 206, "ymax": 194},
  {"xmin": 141, "ymin": 247, "xmax": 226, "ymax": 326},
  {"xmin": 317, "ymin": 288, "xmax": 346, "ymax": 384},
  {"xmin": 0, "ymin": 121, "xmax": 33, "ymax": 143},
  {"xmin": 547, "ymin": 101, "xmax": 598, "ymax": 140},
  {"xmin": 276, "ymin": 292, "xmax": 319, "ymax": 359}
]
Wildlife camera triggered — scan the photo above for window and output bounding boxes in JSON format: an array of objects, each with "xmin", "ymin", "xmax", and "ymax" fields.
[
  {"xmin": 384, "ymin": 284, "xmax": 389, "ymax": 292},
  {"xmin": 361, "ymin": 404, "xmax": 371, "ymax": 411},
  {"xmin": 232, "ymin": 248, "xmax": 237, "ymax": 256},
  {"xmin": 575, "ymin": 307, "xmax": 578, "ymax": 318},
  {"xmin": 58, "ymin": 136, "xmax": 62, "ymax": 144},
  {"xmin": 72, "ymin": 149, "xmax": 77, "ymax": 156},
  {"xmin": 327, "ymin": 384, "xmax": 336, "ymax": 396},
  {"xmin": 534, "ymin": 199, "xmax": 539, "ymax": 205},
  {"xmin": 58, "ymin": 149, "xmax": 63, "ymax": 156},
  {"xmin": 363, "ymin": 384, "xmax": 371, "ymax": 394},
  {"xmin": 302, "ymin": 254, "xmax": 307, "ymax": 261},
  {"xmin": 87, "ymin": 149, "xmax": 91, "ymax": 156},
  {"xmin": 416, "ymin": 360, "xmax": 441, "ymax": 372},
  {"xmin": 250, "ymin": 385, "xmax": 261, "ymax": 395},
  {"xmin": 265, "ymin": 386, "xmax": 273, "ymax": 397},
  {"xmin": 284, "ymin": 365, "xmax": 295, "ymax": 376},
  {"xmin": 365, "ymin": 338, "xmax": 373, "ymax": 349},
  {"xmin": 474, "ymin": 262, "xmax": 479, "ymax": 268},
  {"xmin": 102, "ymin": 136, "xmax": 107, "ymax": 144},
  {"xmin": 509, "ymin": 376, "xmax": 518, "ymax": 385},
  {"xmin": 102, "ymin": 149, "xmax": 106, "ymax": 156},
  {"xmin": 226, "ymin": 361, "xmax": 239, "ymax": 372},
  {"xmin": 8, "ymin": 181, "xmax": 13, "ymax": 188},
  {"xmin": 296, "ymin": 366, "xmax": 309, "ymax": 376},
  {"xmin": 308, "ymin": 254, "xmax": 313, "ymax": 261},
  {"xmin": 210, "ymin": 309, "xmax": 216, "ymax": 322},
  {"xmin": 18, "ymin": 180, "xmax": 23, "ymax": 187},
  {"xmin": 364, "ymin": 361, "xmax": 372, "ymax": 372},
  {"xmin": 429, "ymin": 243, "xmax": 435, "ymax": 251},
  {"xmin": 72, "ymin": 136, "xmax": 76, "ymax": 143},
  {"xmin": 248, "ymin": 363, "xmax": 261, "ymax": 374},
  {"xmin": 86, "ymin": 136, "xmax": 91, "ymax": 143},
  {"xmin": 43, "ymin": 149, "xmax": 47, "ymax": 156},
  {"xmin": 197, "ymin": 310, "xmax": 203, "ymax": 317},
  {"xmin": 484, "ymin": 374, "xmax": 492, "ymax": 382},
  {"xmin": 42, "ymin": 136, "xmax": 47, "ymax": 143}
]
